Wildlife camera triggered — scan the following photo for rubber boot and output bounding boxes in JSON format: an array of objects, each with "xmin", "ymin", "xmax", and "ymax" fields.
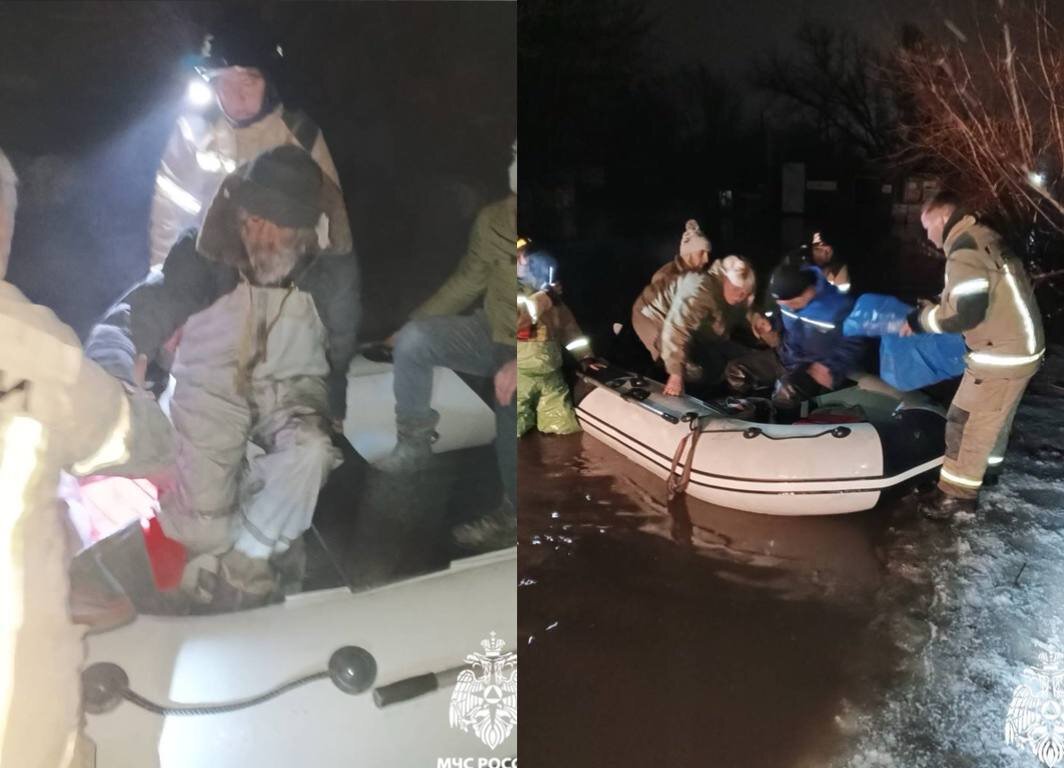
[
  {"xmin": 452, "ymin": 499, "xmax": 517, "ymax": 552},
  {"xmin": 918, "ymin": 488, "xmax": 977, "ymax": 521},
  {"xmin": 204, "ymin": 550, "xmax": 282, "ymax": 614},
  {"xmin": 374, "ymin": 412, "xmax": 441, "ymax": 474}
]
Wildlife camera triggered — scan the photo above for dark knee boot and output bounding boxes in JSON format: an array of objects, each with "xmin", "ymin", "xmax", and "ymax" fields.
[{"xmin": 374, "ymin": 411, "xmax": 440, "ymax": 474}]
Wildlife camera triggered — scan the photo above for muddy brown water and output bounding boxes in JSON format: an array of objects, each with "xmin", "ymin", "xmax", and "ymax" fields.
[{"xmin": 518, "ymin": 431, "xmax": 913, "ymax": 768}]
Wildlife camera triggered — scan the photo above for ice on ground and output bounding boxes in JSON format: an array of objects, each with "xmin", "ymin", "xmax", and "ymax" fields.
[{"xmin": 836, "ymin": 348, "xmax": 1064, "ymax": 767}]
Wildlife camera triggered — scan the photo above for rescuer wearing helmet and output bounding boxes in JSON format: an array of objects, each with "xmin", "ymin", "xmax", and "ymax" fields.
[
  {"xmin": 516, "ymin": 240, "xmax": 591, "ymax": 437},
  {"xmin": 149, "ymin": 11, "xmax": 340, "ymax": 271}
]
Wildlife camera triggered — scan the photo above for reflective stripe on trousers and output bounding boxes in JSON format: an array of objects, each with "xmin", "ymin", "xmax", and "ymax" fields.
[{"xmin": 940, "ymin": 369, "xmax": 1031, "ymax": 499}]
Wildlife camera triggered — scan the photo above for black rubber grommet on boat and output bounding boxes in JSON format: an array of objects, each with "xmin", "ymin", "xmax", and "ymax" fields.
[
  {"xmin": 82, "ymin": 662, "xmax": 129, "ymax": 715},
  {"xmin": 628, "ymin": 388, "xmax": 650, "ymax": 401},
  {"xmin": 328, "ymin": 646, "xmax": 378, "ymax": 695},
  {"xmin": 831, "ymin": 426, "xmax": 852, "ymax": 438},
  {"xmin": 742, "ymin": 427, "xmax": 762, "ymax": 439}
]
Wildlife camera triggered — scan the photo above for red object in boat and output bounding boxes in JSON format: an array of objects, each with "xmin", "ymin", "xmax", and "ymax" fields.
[
  {"xmin": 63, "ymin": 474, "xmax": 186, "ymax": 592},
  {"xmin": 796, "ymin": 408, "xmax": 865, "ymax": 425},
  {"xmin": 141, "ymin": 515, "xmax": 186, "ymax": 592}
]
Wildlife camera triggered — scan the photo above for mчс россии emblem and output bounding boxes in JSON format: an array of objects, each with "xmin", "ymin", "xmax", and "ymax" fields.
[{"xmin": 448, "ymin": 632, "xmax": 517, "ymax": 750}]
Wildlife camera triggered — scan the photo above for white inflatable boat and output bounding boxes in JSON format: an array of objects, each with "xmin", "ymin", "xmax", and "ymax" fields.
[
  {"xmin": 82, "ymin": 549, "xmax": 516, "ymax": 767},
  {"xmin": 343, "ymin": 351, "xmax": 497, "ymax": 463},
  {"xmin": 576, "ymin": 362, "xmax": 946, "ymax": 516},
  {"xmin": 70, "ymin": 353, "xmax": 510, "ymax": 766}
]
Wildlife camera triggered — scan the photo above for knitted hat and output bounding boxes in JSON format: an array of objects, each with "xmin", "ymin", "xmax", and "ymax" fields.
[
  {"xmin": 679, "ymin": 219, "xmax": 711, "ymax": 258},
  {"xmin": 232, "ymin": 145, "xmax": 323, "ymax": 229},
  {"xmin": 769, "ymin": 263, "xmax": 816, "ymax": 301},
  {"xmin": 717, "ymin": 254, "xmax": 755, "ymax": 292}
]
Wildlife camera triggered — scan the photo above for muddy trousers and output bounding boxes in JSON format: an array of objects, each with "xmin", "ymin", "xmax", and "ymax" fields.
[
  {"xmin": 159, "ymin": 376, "xmax": 341, "ymax": 599},
  {"xmin": 940, "ymin": 369, "xmax": 1031, "ymax": 499},
  {"xmin": 517, "ymin": 368, "xmax": 581, "ymax": 436}
]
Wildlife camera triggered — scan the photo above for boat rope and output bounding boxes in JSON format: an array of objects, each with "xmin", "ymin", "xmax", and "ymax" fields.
[
  {"xmin": 665, "ymin": 420, "xmax": 851, "ymax": 500},
  {"xmin": 667, "ymin": 416, "xmax": 709, "ymax": 501}
]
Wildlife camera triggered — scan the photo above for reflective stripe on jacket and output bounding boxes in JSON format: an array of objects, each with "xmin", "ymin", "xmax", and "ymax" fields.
[
  {"xmin": 913, "ymin": 214, "xmax": 1044, "ymax": 379},
  {"xmin": 150, "ymin": 105, "xmax": 340, "ymax": 269},
  {"xmin": 775, "ymin": 267, "xmax": 865, "ymax": 386}
]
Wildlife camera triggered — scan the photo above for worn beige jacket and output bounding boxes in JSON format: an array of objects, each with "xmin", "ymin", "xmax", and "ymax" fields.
[
  {"xmin": 632, "ymin": 258, "xmax": 753, "ymax": 375},
  {"xmin": 915, "ymin": 214, "xmax": 1044, "ymax": 379}
]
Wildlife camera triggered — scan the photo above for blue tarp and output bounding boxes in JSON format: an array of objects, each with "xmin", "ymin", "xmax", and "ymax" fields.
[{"xmin": 843, "ymin": 294, "xmax": 967, "ymax": 391}]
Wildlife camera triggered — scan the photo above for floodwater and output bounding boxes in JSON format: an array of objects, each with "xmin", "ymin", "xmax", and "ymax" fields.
[
  {"xmin": 518, "ymin": 429, "xmax": 919, "ymax": 768},
  {"xmin": 516, "ymin": 207, "xmax": 1064, "ymax": 765},
  {"xmin": 518, "ymin": 356, "xmax": 1064, "ymax": 767}
]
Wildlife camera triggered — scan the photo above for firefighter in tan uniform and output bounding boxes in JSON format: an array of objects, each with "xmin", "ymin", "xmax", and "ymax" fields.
[
  {"xmin": 136, "ymin": 13, "xmax": 342, "ymax": 394},
  {"xmin": 0, "ymin": 149, "xmax": 173, "ymax": 766},
  {"xmin": 903, "ymin": 191, "xmax": 1045, "ymax": 518},
  {"xmin": 150, "ymin": 16, "xmax": 340, "ymax": 271}
]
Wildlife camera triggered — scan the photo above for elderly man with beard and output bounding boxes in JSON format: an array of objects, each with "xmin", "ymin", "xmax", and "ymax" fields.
[{"xmin": 91, "ymin": 145, "xmax": 359, "ymax": 611}]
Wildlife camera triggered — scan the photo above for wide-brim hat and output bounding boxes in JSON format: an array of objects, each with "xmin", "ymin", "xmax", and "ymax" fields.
[
  {"xmin": 196, "ymin": 145, "xmax": 353, "ymax": 269},
  {"xmin": 231, "ymin": 144, "xmax": 322, "ymax": 228}
]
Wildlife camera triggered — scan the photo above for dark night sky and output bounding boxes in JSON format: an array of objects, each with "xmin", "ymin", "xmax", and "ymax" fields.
[
  {"xmin": 653, "ymin": 0, "xmax": 990, "ymax": 83},
  {"xmin": 0, "ymin": 1, "xmax": 515, "ymax": 341}
]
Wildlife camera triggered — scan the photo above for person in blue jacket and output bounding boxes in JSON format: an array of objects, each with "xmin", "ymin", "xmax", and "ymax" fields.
[{"xmin": 725, "ymin": 261, "xmax": 865, "ymax": 417}]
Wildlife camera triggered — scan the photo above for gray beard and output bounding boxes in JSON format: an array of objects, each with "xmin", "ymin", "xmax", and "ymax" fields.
[{"xmin": 248, "ymin": 242, "xmax": 303, "ymax": 285}]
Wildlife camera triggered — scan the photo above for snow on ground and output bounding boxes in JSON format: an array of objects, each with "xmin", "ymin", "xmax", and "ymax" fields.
[{"xmin": 837, "ymin": 348, "xmax": 1064, "ymax": 767}]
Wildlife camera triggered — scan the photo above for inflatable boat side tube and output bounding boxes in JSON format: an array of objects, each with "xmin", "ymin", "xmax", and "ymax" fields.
[{"xmin": 577, "ymin": 403, "xmax": 941, "ymax": 496}]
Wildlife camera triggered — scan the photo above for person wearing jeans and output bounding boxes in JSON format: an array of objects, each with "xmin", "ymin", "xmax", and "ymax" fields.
[
  {"xmin": 388, "ymin": 309, "xmax": 517, "ymax": 509},
  {"xmin": 379, "ymin": 143, "xmax": 518, "ymax": 550}
]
